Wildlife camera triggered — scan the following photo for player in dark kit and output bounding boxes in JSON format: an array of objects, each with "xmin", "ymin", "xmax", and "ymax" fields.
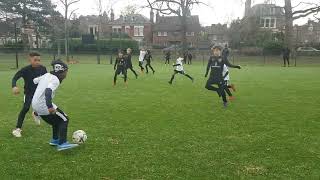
[
  {"xmin": 187, "ymin": 51, "xmax": 193, "ymax": 65},
  {"xmin": 144, "ymin": 50, "xmax": 155, "ymax": 74},
  {"xmin": 282, "ymin": 47, "xmax": 291, "ymax": 67},
  {"xmin": 114, "ymin": 51, "xmax": 128, "ymax": 86},
  {"xmin": 125, "ymin": 48, "xmax": 138, "ymax": 79},
  {"xmin": 205, "ymin": 46, "xmax": 241, "ymax": 107},
  {"xmin": 11, "ymin": 52, "xmax": 47, "ymax": 137},
  {"xmin": 164, "ymin": 51, "xmax": 171, "ymax": 64}
]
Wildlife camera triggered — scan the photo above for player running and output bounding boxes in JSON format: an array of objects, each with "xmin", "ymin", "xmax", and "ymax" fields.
[
  {"xmin": 32, "ymin": 60, "xmax": 79, "ymax": 151},
  {"xmin": 125, "ymin": 48, "xmax": 138, "ymax": 79},
  {"xmin": 11, "ymin": 52, "xmax": 47, "ymax": 138},
  {"xmin": 205, "ymin": 46, "xmax": 240, "ymax": 107},
  {"xmin": 222, "ymin": 64, "xmax": 236, "ymax": 101},
  {"xmin": 168, "ymin": 53, "xmax": 194, "ymax": 84},
  {"xmin": 138, "ymin": 49, "xmax": 146, "ymax": 73},
  {"xmin": 144, "ymin": 50, "xmax": 155, "ymax": 74},
  {"xmin": 113, "ymin": 51, "xmax": 128, "ymax": 86},
  {"xmin": 164, "ymin": 51, "xmax": 171, "ymax": 65}
]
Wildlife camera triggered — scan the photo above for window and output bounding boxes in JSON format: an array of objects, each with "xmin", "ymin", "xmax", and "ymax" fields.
[
  {"xmin": 270, "ymin": 18, "xmax": 276, "ymax": 28},
  {"xmin": 270, "ymin": 8, "xmax": 276, "ymax": 15},
  {"xmin": 134, "ymin": 26, "xmax": 144, "ymax": 36},
  {"xmin": 213, "ymin": 35, "xmax": 217, "ymax": 41},
  {"xmin": 158, "ymin": 32, "xmax": 168, "ymax": 37},
  {"xmin": 260, "ymin": 18, "xmax": 276, "ymax": 28},
  {"xmin": 125, "ymin": 26, "xmax": 130, "ymax": 34},
  {"xmin": 186, "ymin": 32, "xmax": 195, "ymax": 36},
  {"xmin": 265, "ymin": 18, "xmax": 270, "ymax": 28},
  {"xmin": 112, "ymin": 26, "xmax": 122, "ymax": 33}
]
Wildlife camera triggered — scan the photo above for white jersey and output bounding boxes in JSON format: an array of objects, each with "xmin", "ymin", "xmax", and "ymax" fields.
[
  {"xmin": 223, "ymin": 64, "xmax": 230, "ymax": 81},
  {"xmin": 139, "ymin": 50, "xmax": 146, "ymax": 62},
  {"xmin": 175, "ymin": 57, "xmax": 184, "ymax": 72},
  {"xmin": 32, "ymin": 73, "xmax": 60, "ymax": 115}
]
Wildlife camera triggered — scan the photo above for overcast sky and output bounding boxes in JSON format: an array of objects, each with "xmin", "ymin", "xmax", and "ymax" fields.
[{"xmin": 53, "ymin": 0, "xmax": 318, "ymax": 26}]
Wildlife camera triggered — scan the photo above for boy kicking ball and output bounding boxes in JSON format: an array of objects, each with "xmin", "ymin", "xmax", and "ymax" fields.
[
  {"xmin": 168, "ymin": 52, "xmax": 194, "ymax": 84},
  {"xmin": 11, "ymin": 52, "xmax": 47, "ymax": 138},
  {"xmin": 32, "ymin": 60, "xmax": 79, "ymax": 151}
]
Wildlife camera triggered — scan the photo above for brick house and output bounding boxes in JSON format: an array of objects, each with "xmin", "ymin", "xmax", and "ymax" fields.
[
  {"xmin": 244, "ymin": 0, "xmax": 285, "ymax": 32},
  {"xmin": 293, "ymin": 20, "xmax": 320, "ymax": 44},
  {"xmin": 204, "ymin": 24, "xmax": 229, "ymax": 46},
  {"xmin": 152, "ymin": 13, "xmax": 201, "ymax": 47}
]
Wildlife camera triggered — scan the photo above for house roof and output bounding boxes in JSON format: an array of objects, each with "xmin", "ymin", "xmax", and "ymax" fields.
[
  {"xmin": 110, "ymin": 14, "xmax": 150, "ymax": 25},
  {"xmin": 250, "ymin": 4, "xmax": 284, "ymax": 17},
  {"xmin": 153, "ymin": 15, "xmax": 201, "ymax": 32}
]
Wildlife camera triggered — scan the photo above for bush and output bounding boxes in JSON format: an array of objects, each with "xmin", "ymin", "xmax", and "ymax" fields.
[
  {"xmin": 263, "ymin": 41, "xmax": 284, "ymax": 55},
  {"xmin": 52, "ymin": 39, "xmax": 139, "ymax": 54}
]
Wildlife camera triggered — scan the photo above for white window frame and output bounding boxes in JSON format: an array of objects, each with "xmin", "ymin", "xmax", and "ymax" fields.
[
  {"xmin": 158, "ymin": 32, "xmax": 168, "ymax": 37},
  {"xmin": 134, "ymin": 26, "xmax": 144, "ymax": 37},
  {"xmin": 186, "ymin": 32, "xmax": 195, "ymax": 36}
]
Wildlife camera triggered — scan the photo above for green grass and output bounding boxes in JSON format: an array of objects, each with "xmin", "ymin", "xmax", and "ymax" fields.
[{"xmin": 0, "ymin": 53, "xmax": 320, "ymax": 179}]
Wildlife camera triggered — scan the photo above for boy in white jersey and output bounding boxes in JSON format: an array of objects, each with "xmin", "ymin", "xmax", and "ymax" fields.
[
  {"xmin": 138, "ymin": 49, "xmax": 146, "ymax": 73},
  {"xmin": 32, "ymin": 60, "xmax": 79, "ymax": 151},
  {"xmin": 168, "ymin": 53, "xmax": 194, "ymax": 84},
  {"xmin": 222, "ymin": 64, "xmax": 236, "ymax": 100}
]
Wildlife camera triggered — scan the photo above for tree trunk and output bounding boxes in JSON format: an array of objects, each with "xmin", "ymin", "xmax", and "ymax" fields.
[
  {"xmin": 180, "ymin": 14, "xmax": 188, "ymax": 52},
  {"xmin": 284, "ymin": 0, "xmax": 294, "ymax": 51},
  {"xmin": 64, "ymin": 5, "xmax": 69, "ymax": 62}
]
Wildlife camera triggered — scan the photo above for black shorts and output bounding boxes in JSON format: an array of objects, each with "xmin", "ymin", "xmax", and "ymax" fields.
[
  {"xmin": 206, "ymin": 77, "xmax": 221, "ymax": 85},
  {"xmin": 174, "ymin": 70, "xmax": 185, "ymax": 74},
  {"xmin": 40, "ymin": 108, "xmax": 69, "ymax": 124},
  {"xmin": 115, "ymin": 67, "xmax": 126, "ymax": 75}
]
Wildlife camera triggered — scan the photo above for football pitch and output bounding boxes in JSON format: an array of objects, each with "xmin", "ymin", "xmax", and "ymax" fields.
[{"xmin": 0, "ymin": 54, "xmax": 320, "ymax": 179}]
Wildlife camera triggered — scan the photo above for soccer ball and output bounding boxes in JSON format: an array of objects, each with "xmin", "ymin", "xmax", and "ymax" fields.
[{"xmin": 72, "ymin": 130, "xmax": 87, "ymax": 144}]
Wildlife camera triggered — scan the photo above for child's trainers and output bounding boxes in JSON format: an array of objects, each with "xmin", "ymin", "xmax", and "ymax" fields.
[
  {"xmin": 230, "ymin": 84, "xmax": 236, "ymax": 92},
  {"xmin": 32, "ymin": 111, "xmax": 41, "ymax": 126},
  {"xmin": 12, "ymin": 128, "xmax": 22, "ymax": 138},
  {"xmin": 223, "ymin": 102, "xmax": 228, "ymax": 108},
  {"xmin": 49, "ymin": 139, "xmax": 59, "ymax": 146},
  {"xmin": 57, "ymin": 142, "xmax": 79, "ymax": 151},
  {"xmin": 229, "ymin": 96, "xmax": 235, "ymax": 101}
]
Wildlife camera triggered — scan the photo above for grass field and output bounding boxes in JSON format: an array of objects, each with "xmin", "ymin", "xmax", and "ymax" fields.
[{"xmin": 0, "ymin": 53, "xmax": 320, "ymax": 179}]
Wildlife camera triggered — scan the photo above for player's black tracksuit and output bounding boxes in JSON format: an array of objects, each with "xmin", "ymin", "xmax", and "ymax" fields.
[
  {"xmin": 283, "ymin": 48, "xmax": 290, "ymax": 66},
  {"xmin": 114, "ymin": 57, "xmax": 127, "ymax": 84},
  {"xmin": 187, "ymin": 53, "xmax": 192, "ymax": 65},
  {"xmin": 11, "ymin": 65, "xmax": 47, "ymax": 129},
  {"xmin": 205, "ymin": 56, "xmax": 239, "ymax": 103},
  {"xmin": 165, "ymin": 52, "xmax": 171, "ymax": 64},
  {"xmin": 125, "ymin": 54, "xmax": 138, "ymax": 78},
  {"xmin": 144, "ymin": 54, "xmax": 155, "ymax": 74}
]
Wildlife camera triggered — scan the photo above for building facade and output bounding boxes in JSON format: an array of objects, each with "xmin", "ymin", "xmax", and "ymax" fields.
[
  {"xmin": 152, "ymin": 13, "xmax": 201, "ymax": 47},
  {"xmin": 204, "ymin": 24, "xmax": 229, "ymax": 46}
]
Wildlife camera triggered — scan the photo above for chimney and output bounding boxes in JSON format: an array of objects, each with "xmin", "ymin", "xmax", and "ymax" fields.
[
  {"xmin": 111, "ymin": 9, "xmax": 114, "ymax": 21},
  {"xmin": 156, "ymin": 11, "xmax": 160, "ymax": 23},
  {"xmin": 150, "ymin": 10, "xmax": 154, "ymax": 23},
  {"xmin": 245, "ymin": 0, "xmax": 251, "ymax": 17}
]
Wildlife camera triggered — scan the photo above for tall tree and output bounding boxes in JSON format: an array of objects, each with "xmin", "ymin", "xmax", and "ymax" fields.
[
  {"xmin": 284, "ymin": 0, "xmax": 320, "ymax": 50},
  {"xmin": 146, "ymin": 0, "xmax": 206, "ymax": 51},
  {"xmin": 58, "ymin": 0, "xmax": 80, "ymax": 62},
  {"xmin": 0, "ymin": 0, "xmax": 56, "ymax": 48}
]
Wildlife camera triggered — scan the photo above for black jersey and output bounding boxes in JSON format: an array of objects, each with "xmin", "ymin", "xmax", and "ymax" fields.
[
  {"xmin": 114, "ymin": 57, "xmax": 127, "ymax": 69},
  {"xmin": 205, "ymin": 56, "xmax": 224, "ymax": 83},
  {"xmin": 12, "ymin": 65, "xmax": 47, "ymax": 95},
  {"xmin": 144, "ymin": 54, "xmax": 152, "ymax": 63},
  {"xmin": 125, "ymin": 54, "xmax": 132, "ymax": 67},
  {"xmin": 165, "ymin": 52, "xmax": 171, "ymax": 59}
]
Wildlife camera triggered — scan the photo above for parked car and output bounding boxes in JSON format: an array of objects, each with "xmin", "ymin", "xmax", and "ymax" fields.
[
  {"xmin": 296, "ymin": 47, "xmax": 320, "ymax": 56},
  {"xmin": 297, "ymin": 47, "xmax": 320, "ymax": 52}
]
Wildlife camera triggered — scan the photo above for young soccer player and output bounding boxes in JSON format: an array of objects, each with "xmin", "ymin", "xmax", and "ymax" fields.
[
  {"xmin": 205, "ymin": 46, "xmax": 240, "ymax": 107},
  {"xmin": 32, "ymin": 60, "xmax": 79, "ymax": 151},
  {"xmin": 164, "ymin": 51, "xmax": 171, "ymax": 64},
  {"xmin": 144, "ymin": 50, "xmax": 155, "ymax": 74},
  {"xmin": 125, "ymin": 48, "xmax": 138, "ymax": 79},
  {"xmin": 187, "ymin": 51, "xmax": 193, "ymax": 65},
  {"xmin": 113, "ymin": 51, "xmax": 127, "ymax": 86},
  {"xmin": 222, "ymin": 64, "xmax": 236, "ymax": 101},
  {"xmin": 11, "ymin": 52, "xmax": 47, "ymax": 137},
  {"xmin": 282, "ymin": 47, "xmax": 290, "ymax": 67},
  {"xmin": 168, "ymin": 53, "xmax": 194, "ymax": 84},
  {"xmin": 222, "ymin": 44, "xmax": 230, "ymax": 60},
  {"xmin": 138, "ymin": 49, "xmax": 146, "ymax": 72}
]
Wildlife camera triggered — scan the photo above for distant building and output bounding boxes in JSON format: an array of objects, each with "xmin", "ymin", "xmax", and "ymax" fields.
[
  {"xmin": 78, "ymin": 13, "xmax": 109, "ymax": 37},
  {"xmin": 204, "ymin": 24, "xmax": 229, "ymax": 46},
  {"xmin": 152, "ymin": 12, "xmax": 201, "ymax": 47},
  {"xmin": 108, "ymin": 12, "xmax": 153, "ymax": 43},
  {"xmin": 294, "ymin": 20, "xmax": 320, "ymax": 44},
  {"xmin": 244, "ymin": 0, "xmax": 285, "ymax": 32}
]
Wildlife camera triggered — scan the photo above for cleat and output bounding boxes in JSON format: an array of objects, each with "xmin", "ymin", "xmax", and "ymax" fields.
[
  {"xmin": 223, "ymin": 102, "xmax": 228, "ymax": 108},
  {"xmin": 230, "ymin": 84, "xmax": 236, "ymax": 92},
  {"xmin": 49, "ymin": 139, "xmax": 59, "ymax": 146},
  {"xmin": 229, "ymin": 96, "xmax": 235, "ymax": 101},
  {"xmin": 32, "ymin": 111, "xmax": 41, "ymax": 126},
  {"xmin": 57, "ymin": 142, "xmax": 79, "ymax": 151},
  {"xmin": 168, "ymin": 81, "xmax": 172, "ymax": 85},
  {"xmin": 153, "ymin": 71, "xmax": 155, "ymax": 74},
  {"xmin": 12, "ymin": 128, "xmax": 22, "ymax": 138}
]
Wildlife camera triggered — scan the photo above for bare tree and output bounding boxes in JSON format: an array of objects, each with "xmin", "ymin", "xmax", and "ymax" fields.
[
  {"xmin": 58, "ymin": 0, "xmax": 80, "ymax": 62},
  {"xmin": 146, "ymin": 0, "xmax": 206, "ymax": 51},
  {"xmin": 284, "ymin": 0, "xmax": 320, "ymax": 50},
  {"xmin": 121, "ymin": 5, "xmax": 138, "ymax": 16}
]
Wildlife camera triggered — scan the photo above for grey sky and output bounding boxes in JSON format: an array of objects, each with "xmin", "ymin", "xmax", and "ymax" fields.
[{"xmin": 54, "ymin": 0, "xmax": 318, "ymax": 26}]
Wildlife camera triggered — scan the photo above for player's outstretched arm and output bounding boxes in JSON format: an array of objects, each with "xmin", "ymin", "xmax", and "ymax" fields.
[
  {"xmin": 11, "ymin": 69, "xmax": 24, "ymax": 95},
  {"xmin": 223, "ymin": 57, "xmax": 241, "ymax": 69}
]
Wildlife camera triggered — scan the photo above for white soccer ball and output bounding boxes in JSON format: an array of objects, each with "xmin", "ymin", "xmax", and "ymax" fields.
[{"xmin": 72, "ymin": 130, "xmax": 87, "ymax": 144}]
